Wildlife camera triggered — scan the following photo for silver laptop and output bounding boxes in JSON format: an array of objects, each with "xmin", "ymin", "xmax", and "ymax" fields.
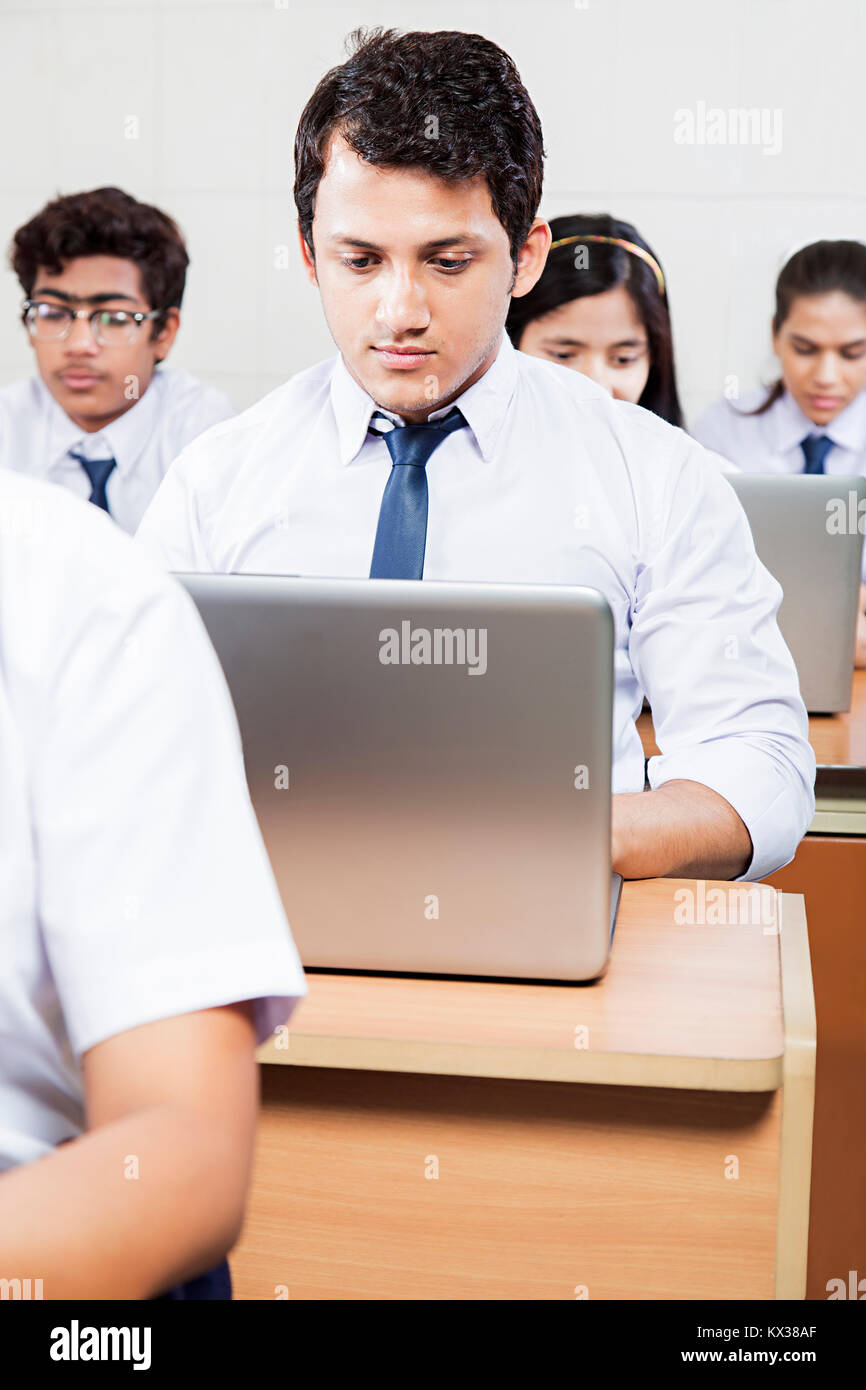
[
  {"xmin": 728, "ymin": 474, "xmax": 866, "ymax": 713},
  {"xmin": 180, "ymin": 575, "xmax": 621, "ymax": 982}
]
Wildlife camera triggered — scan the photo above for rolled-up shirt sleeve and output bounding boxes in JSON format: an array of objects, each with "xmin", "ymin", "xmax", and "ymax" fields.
[{"xmin": 630, "ymin": 444, "xmax": 816, "ymax": 881}]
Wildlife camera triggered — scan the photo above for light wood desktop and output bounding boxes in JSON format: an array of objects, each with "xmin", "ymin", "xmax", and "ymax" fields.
[
  {"xmin": 638, "ymin": 668, "xmax": 866, "ymax": 1301},
  {"xmin": 230, "ymin": 880, "xmax": 815, "ymax": 1301}
]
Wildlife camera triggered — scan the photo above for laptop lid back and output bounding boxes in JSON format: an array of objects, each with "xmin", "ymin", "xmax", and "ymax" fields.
[
  {"xmin": 728, "ymin": 473, "xmax": 865, "ymax": 713},
  {"xmin": 180, "ymin": 575, "xmax": 616, "ymax": 981}
]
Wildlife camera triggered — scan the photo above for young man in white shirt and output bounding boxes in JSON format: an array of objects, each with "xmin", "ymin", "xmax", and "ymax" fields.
[
  {"xmin": 0, "ymin": 470, "xmax": 305, "ymax": 1298},
  {"xmin": 138, "ymin": 27, "xmax": 815, "ymax": 884},
  {"xmin": 1, "ymin": 186, "xmax": 233, "ymax": 532}
]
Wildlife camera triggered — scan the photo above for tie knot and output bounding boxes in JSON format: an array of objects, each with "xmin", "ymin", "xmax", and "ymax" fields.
[
  {"xmin": 800, "ymin": 434, "xmax": 834, "ymax": 474},
  {"xmin": 69, "ymin": 449, "xmax": 117, "ymax": 510},
  {"xmin": 69, "ymin": 449, "xmax": 116, "ymax": 488},
  {"xmin": 370, "ymin": 406, "xmax": 467, "ymax": 469}
]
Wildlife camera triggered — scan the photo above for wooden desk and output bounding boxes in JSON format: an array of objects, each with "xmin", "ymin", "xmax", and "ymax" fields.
[
  {"xmin": 230, "ymin": 881, "xmax": 814, "ymax": 1301},
  {"xmin": 638, "ymin": 676, "xmax": 866, "ymax": 1300}
]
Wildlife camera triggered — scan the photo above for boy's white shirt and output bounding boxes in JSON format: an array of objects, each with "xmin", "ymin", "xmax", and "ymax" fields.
[
  {"xmin": 0, "ymin": 471, "xmax": 305, "ymax": 1171},
  {"xmin": 0, "ymin": 367, "xmax": 234, "ymax": 533}
]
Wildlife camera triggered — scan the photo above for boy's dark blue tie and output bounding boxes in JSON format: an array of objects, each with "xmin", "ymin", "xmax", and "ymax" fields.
[
  {"xmin": 800, "ymin": 434, "xmax": 834, "ymax": 475},
  {"xmin": 368, "ymin": 407, "xmax": 467, "ymax": 579},
  {"xmin": 69, "ymin": 449, "xmax": 117, "ymax": 512}
]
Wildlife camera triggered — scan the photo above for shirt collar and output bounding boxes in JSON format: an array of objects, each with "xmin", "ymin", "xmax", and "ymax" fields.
[
  {"xmin": 329, "ymin": 330, "xmax": 519, "ymax": 466},
  {"xmin": 40, "ymin": 371, "xmax": 163, "ymax": 477},
  {"xmin": 772, "ymin": 385, "xmax": 866, "ymax": 454}
]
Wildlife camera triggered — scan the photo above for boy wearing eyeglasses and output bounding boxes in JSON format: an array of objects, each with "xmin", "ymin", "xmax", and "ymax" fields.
[{"xmin": 1, "ymin": 186, "xmax": 233, "ymax": 532}]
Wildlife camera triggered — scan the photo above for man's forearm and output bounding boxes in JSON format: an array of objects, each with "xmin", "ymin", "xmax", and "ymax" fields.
[
  {"xmin": 0, "ymin": 1105, "xmax": 246, "ymax": 1299},
  {"xmin": 612, "ymin": 778, "xmax": 753, "ymax": 880}
]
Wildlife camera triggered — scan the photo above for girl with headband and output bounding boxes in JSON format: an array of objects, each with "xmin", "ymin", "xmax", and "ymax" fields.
[{"xmin": 506, "ymin": 213, "xmax": 684, "ymax": 425}]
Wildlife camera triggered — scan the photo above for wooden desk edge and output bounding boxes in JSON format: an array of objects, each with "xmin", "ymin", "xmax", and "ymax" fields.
[
  {"xmin": 774, "ymin": 893, "xmax": 818, "ymax": 1300},
  {"xmin": 258, "ymin": 889, "xmax": 812, "ymax": 1094},
  {"xmin": 256, "ymin": 1035, "xmax": 784, "ymax": 1093}
]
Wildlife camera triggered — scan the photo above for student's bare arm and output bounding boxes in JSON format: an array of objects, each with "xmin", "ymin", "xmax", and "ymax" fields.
[
  {"xmin": 0, "ymin": 1001, "xmax": 259, "ymax": 1299},
  {"xmin": 612, "ymin": 779, "xmax": 753, "ymax": 881},
  {"xmin": 855, "ymin": 584, "xmax": 866, "ymax": 669}
]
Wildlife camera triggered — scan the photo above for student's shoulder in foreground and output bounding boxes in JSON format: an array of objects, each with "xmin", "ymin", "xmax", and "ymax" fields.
[
  {"xmin": 0, "ymin": 466, "xmax": 170, "ymax": 598},
  {"xmin": 1, "ymin": 470, "xmax": 306, "ymax": 1059},
  {"xmin": 1, "ymin": 469, "xmax": 220, "ymax": 742}
]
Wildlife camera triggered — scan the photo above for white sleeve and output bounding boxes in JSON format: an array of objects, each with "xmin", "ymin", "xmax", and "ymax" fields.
[
  {"xmin": 31, "ymin": 545, "xmax": 305, "ymax": 1058},
  {"xmin": 631, "ymin": 444, "xmax": 815, "ymax": 881}
]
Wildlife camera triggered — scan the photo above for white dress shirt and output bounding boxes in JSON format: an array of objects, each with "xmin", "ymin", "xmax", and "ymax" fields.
[
  {"xmin": 693, "ymin": 386, "xmax": 866, "ymax": 579},
  {"xmin": 0, "ymin": 471, "xmax": 305, "ymax": 1172},
  {"xmin": 137, "ymin": 331, "xmax": 816, "ymax": 882},
  {"xmin": 0, "ymin": 367, "xmax": 234, "ymax": 533}
]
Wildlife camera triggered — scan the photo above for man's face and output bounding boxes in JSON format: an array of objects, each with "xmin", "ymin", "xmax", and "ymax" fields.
[
  {"xmin": 300, "ymin": 134, "xmax": 549, "ymax": 423},
  {"xmin": 24, "ymin": 255, "xmax": 179, "ymax": 432},
  {"xmin": 773, "ymin": 291, "xmax": 866, "ymax": 427}
]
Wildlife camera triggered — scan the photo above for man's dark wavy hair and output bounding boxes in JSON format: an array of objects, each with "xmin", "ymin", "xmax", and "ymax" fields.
[
  {"xmin": 10, "ymin": 187, "xmax": 189, "ymax": 336},
  {"xmin": 294, "ymin": 27, "xmax": 546, "ymax": 267}
]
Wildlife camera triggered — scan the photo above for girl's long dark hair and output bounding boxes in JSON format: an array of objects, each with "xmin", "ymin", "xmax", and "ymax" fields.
[
  {"xmin": 506, "ymin": 213, "xmax": 683, "ymax": 427},
  {"xmin": 747, "ymin": 239, "xmax": 866, "ymax": 415}
]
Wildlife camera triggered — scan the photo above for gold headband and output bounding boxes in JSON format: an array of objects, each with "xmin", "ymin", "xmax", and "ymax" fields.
[{"xmin": 548, "ymin": 233, "xmax": 666, "ymax": 296}]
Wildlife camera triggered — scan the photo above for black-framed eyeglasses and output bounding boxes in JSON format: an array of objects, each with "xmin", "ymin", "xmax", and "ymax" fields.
[{"xmin": 21, "ymin": 299, "xmax": 162, "ymax": 347}]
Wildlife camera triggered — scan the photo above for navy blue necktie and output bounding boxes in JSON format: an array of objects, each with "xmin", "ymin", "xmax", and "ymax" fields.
[
  {"xmin": 368, "ymin": 407, "xmax": 467, "ymax": 579},
  {"xmin": 800, "ymin": 434, "xmax": 834, "ymax": 475},
  {"xmin": 69, "ymin": 449, "xmax": 117, "ymax": 512}
]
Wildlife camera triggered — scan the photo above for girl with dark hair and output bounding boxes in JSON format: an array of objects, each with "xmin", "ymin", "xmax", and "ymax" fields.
[
  {"xmin": 692, "ymin": 240, "xmax": 866, "ymax": 664},
  {"xmin": 505, "ymin": 213, "xmax": 684, "ymax": 426},
  {"xmin": 693, "ymin": 239, "xmax": 866, "ymax": 465}
]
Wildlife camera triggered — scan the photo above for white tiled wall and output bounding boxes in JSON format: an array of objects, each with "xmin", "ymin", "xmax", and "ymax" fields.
[{"xmin": 1, "ymin": 0, "xmax": 863, "ymax": 422}]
